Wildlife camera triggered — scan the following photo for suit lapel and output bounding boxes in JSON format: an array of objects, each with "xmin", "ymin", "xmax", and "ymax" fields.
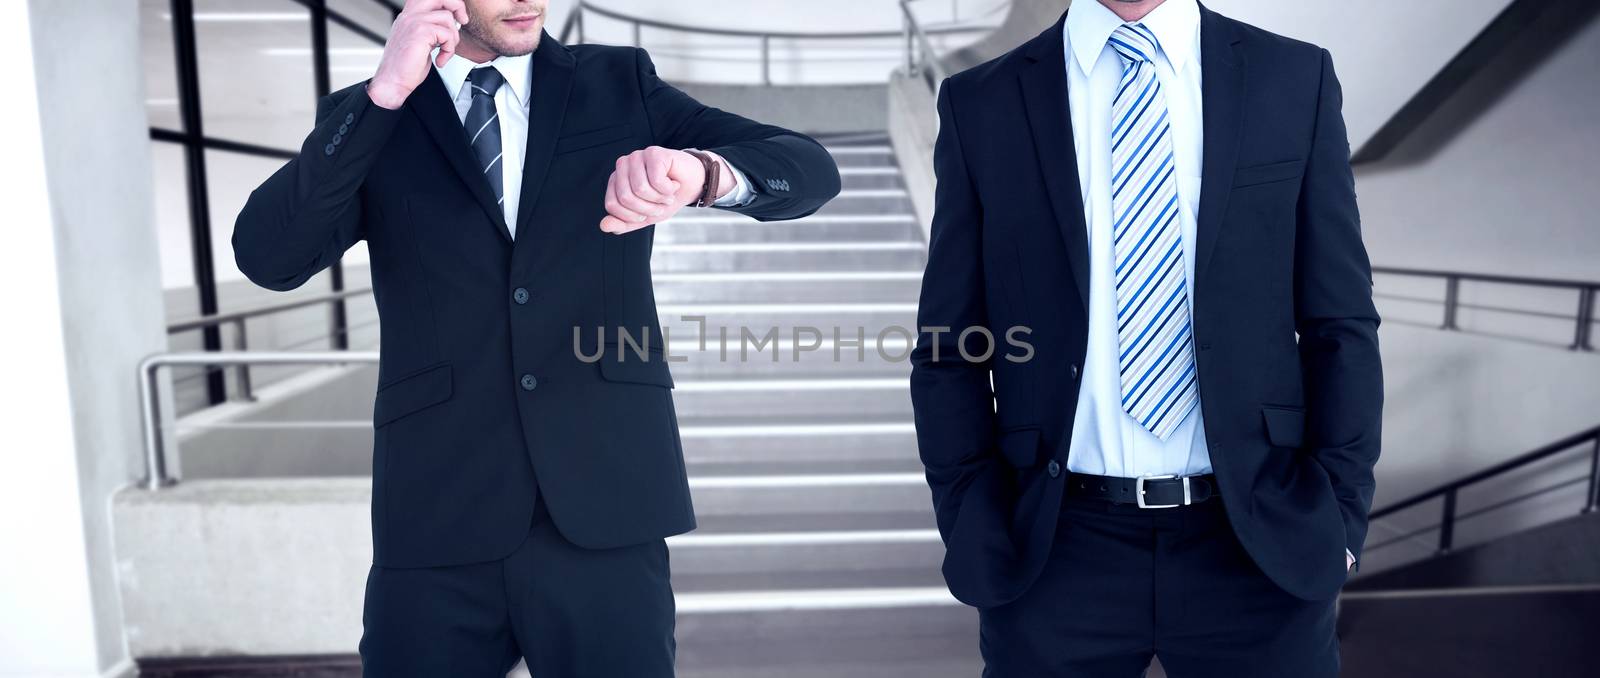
[
  {"xmin": 1018, "ymin": 12, "xmax": 1091, "ymax": 315},
  {"xmin": 1193, "ymin": 5, "xmax": 1245, "ymax": 288},
  {"xmin": 409, "ymin": 67, "xmax": 514, "ymax": 243},
  {"xmin": 511, "ymin": 31, "xmax": 576, "ymax": 270}
]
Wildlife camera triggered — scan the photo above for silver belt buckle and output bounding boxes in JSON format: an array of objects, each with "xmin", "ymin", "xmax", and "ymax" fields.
[{"xmin": 1135, "ymin": 474, "xmax": 1190, "ymax": 509}]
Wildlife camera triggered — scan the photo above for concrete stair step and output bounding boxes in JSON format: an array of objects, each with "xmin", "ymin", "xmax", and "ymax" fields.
[
  {"xmin": 652, "ymin": 273, "xmax": 922, "ymax": 304},
  {"xmin": 650, "ymin": 243, "xmax": 925, "ymax": 272},
  {"xmin": 657, "ymin": 304, "xmax": 919, "ymax": 339},
  {"xmin": 687, "ymin": 470, "xmax": 928, "ymax": 517},
  {"xmin": 823, "ymin": 145, "xmax": 897, "ymax": 168},
  {"xmin": 834, "ymin": 174, "xmax": 909, "ymax": 191},
  {"xmin": 669, "ymin": 537, "xmax": 943, "ymax": 588},
  {"xmin": 675, "ymin": 596, "xmax": 978, "ymax": 678},
  {"xmin": 679, "ymin": 417, "xmax": 917, "ymax": 466},
  {"xmin": 819, "ymin": 194, "xmax": 921, "ymax": 215},
  {"xmin": 672, "ymin": 377, "xmax": 912, "ymax": 419},
  {"xmin": 691, "ymin": 510, "xmax": 933, "ymax": 534},
  {"xmin": 656, "ymin": 214, "xmax": 920, "ymax": 244},
  {"xmin": 672, "ymin": 567, "xmax": 947, "ymax": 595},
  {"xmin": 688, "ymin": 457, "xmax": 922, "ymax": 479},
  {"xmin": 664, "ymin": 347, "xmax": 913, "ymax": 378}
]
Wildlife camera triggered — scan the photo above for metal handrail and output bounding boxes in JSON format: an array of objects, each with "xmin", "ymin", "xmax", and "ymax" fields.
[
  {"xmin": 1372, "ymin": 266, "xmax": 1599, "ymax": 351},
  {"xmin": 559, "ymin": 0, "xmax": 992, "ymax": 85},
  {"xmin": 167, "ymin": 286, "xmax": 374, "ymax": 334},
  {"xmin": 165, "ymin": 286, "xmax": 375, "ymax": 402},
  {"xmin": 138, "ymin": 351, "xmax": 380, "ymax": 490},
  {"xmin": 900, "ymin": 0, "xmax": 951, "ymax": 92},
  {"xmin": 1364, "ymin": 425, "xmax": 1600, "ymax": 557}
]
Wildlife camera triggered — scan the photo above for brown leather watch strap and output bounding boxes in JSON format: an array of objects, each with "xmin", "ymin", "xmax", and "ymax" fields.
[{"xmin": 683, "ymin": 149, "xmax": 721, "ymax": 208}]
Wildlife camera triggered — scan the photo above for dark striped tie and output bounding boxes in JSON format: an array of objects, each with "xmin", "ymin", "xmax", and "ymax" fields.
[{"xmin": 464, "ymin": 67, "xmax": 506, "ymax": 212}]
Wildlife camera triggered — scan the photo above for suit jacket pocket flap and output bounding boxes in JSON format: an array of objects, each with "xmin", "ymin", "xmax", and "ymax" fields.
[
  {"xmin": 1232, "ymin": 159, "xmax": 1305, "ymax": 188},
  {"xmin": 998, "ymin": 427, "xmax": 1042, "ymax": 468},
  {"xmin": 1261, "ymin": 405, "xmax": 1306, "ymax": 449},
  {"xmin": 373, "ymin": 362, "xmax": 452, "ymax": 428}
]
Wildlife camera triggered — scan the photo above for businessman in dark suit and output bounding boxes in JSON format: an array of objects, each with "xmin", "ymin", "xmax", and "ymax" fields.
[
  {"xmin": 232, "ymin": 0, "xmax": 839, "ymax": 675},
  {"xmin": 910, "ymin": 0, "xmax": 1382, "ymax": 675}
]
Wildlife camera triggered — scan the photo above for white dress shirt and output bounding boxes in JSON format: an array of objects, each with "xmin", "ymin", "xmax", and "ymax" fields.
[
  {"xmin": 434, "ymin": 53, "xmax": 754, "ymax": 239},
  {"xmin": 1063, "ymin": 0, "xmax": 1211, "ymax": 479}
]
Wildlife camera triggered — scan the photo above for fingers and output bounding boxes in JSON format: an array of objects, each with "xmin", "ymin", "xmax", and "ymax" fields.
[
  {"xmin": 641, "ymin": 149, "xmax": 681, "ymax": 199},
  {"xmin": 433, "ymin": 25, "xmax": 460, "ymax": 66},
  {"xmin": 406, "ymin": 0, "xmax": 469, "ymax": 25},
  {"xmin": 628, "ymin": 158, "xmax": 667, "ymax": 205},
  {"xmin": 602, "ymin": 169, "xmax": 650, "ymax": 230},
  {"xmin": 612, "ymin": 155, "xmax": 670, "ymax": 219},
  {"xmin": 602, "ymin": 151, "xmax": 694, "ymax": 234}
]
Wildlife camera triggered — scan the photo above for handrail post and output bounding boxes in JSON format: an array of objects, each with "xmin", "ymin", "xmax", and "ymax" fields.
[
  {"xmin": 631, "ymin": 19, "xmax": 640, "ymax": 48},
  {"xmin": 233, "ymin": 317, "xmax": 255, "ymax": 402},
  {"xmin": 903, "ymin": 10, "xmax": 916, "ymax": 75},
  {"xmin": 1441, "ymin": 276, "xmax": 1460, "ymax": 330},
  {"xmin": 1437, "ymin": 489, "xmax": 1457, "ymax": 554},
  {"xmin": 761, "ymin": 35, "xmax": 772, "ymax": 86},
  {"xmin": 1584, "ymin": 435, "xmax": 1600, "ymax": 514},
  {"xmin": 1571, "ymin": 286, "xmax": 1595, "ymax": 351},
  {"xmin": 138, "ymin": 358, "xmax": 175, "ymax": 491}
]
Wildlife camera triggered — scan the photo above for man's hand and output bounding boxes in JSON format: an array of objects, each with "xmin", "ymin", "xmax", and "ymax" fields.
[
  {"xmin": 366, "ymin": 0, "xmax": 471, "ymax": 110},
  {"xmin": 600, "ymin": 146, "xmax": 736, "ymax": 234}
]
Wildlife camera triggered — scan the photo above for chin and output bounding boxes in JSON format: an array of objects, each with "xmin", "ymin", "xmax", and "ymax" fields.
[{"xmin": 497, "ymin": 33, "xmax": 541, "ymax": 56}]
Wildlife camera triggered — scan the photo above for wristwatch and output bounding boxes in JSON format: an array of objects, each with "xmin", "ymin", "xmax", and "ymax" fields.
[{"xmin": 681, "ymin": 149, "xmax": 722, "ymax": 208}]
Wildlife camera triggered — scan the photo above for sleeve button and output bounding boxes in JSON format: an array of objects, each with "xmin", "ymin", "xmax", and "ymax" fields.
[{"xmin": 324, "ymin": 143, "xmax": 336, "ymax": 156}]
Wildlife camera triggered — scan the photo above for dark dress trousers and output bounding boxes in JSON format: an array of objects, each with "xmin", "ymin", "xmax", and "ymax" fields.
[
  {"xmin": 910, "ymin": 4, "xmax": 1382, "ymax": 674},
  {"xmin": 233, "ymin": 31, "xmax": 839, "ymax": 675}
]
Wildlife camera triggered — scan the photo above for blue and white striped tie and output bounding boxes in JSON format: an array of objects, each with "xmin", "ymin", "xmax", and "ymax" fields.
[{"xmin": 1108, "ymin": 23, "xmax": 1197, "ymax": 441}]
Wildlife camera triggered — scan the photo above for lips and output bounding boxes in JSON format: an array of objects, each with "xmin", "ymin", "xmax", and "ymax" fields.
[{"xmin": 503, "ymin": 14, "xmax": 541, "ymax": 27}]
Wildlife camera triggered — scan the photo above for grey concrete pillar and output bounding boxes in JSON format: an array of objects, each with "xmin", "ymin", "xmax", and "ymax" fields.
[{"xmin": 0, "ymin": 1, "xmax": 166, "ymax": 676}]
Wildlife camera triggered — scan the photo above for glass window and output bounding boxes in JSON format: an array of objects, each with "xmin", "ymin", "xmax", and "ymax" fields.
[
  {"xmin": 140, "ymin": 0, "xmax": 182, "ymax": 131},
  {"xmin": 327, "ymin": 13, "xmax": 387, "ymax": 91},
  {"xmin": 193, "ymin": 0, "xmax": 316, "ymax": 151}
]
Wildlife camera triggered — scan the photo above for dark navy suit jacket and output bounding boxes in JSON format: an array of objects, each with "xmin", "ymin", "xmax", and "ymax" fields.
[
  {"xmin": 234, "ymin": 32, "xmax": 840, "ymax": 568},
  {"xmin": 910, "ymin": 5, "xmax": 1383, "ymax": 607}
]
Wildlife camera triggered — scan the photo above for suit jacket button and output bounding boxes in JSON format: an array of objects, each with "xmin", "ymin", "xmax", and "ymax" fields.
[
  {"xmin": 338, "ymin": 123, "xmax": 349, "ymax": 135},
  {"xmin": 345, "ymin": 112, "xmax": 355, "ymax": 125},
  {"xmin": 324, "ymin": 143, "xmax": 336, "ymax": 156},
  {"xmin": 519, "ymin": 374, "xmax": 538, "ymax": 391},
  {"xmin": 1047, "ymin": 460, "xmax": 1061, "ymax": 478},
  {"xmin": 332, "ymin": 133, "xmax": 343, "ymax": 145},
  {"xmin": 512, "ymin": 287, "xmax": 530, "ymax": 304},
  {"xmin": 1069, "ymin": 364, "xmax": 1080, "ymax": 380}
]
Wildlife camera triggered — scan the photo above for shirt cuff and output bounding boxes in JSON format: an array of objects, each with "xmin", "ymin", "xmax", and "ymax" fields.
[
  {"xmin": 1346, "ymin": 548, "xmax": 1356, "ymax": 569},
  {"xmin": 710, "ymin": 159, "xmax": 756, "ymax": 208}
]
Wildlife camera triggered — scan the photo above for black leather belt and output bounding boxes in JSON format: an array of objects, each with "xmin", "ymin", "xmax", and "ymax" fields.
[{"xmin": 1065, "ymin": 472, "xmax": 1217, "ymax": 508}]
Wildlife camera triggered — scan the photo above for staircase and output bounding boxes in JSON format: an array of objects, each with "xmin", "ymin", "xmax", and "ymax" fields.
[{"xmin": 655, "ymin": 133, "xmax": 983, "ymax": 677}]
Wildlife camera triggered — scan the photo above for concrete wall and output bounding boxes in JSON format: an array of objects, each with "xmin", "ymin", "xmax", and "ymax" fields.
[
  {"xmin": 1, "ymin": 1, "xmax": 167, "ymax": 676},
  {"xmin": 1353, "ymin": 9, "xmax": 1600, "ymax": 282},
  {"xmin": 1203, "ymin": 0, "xmax": 1515, "ymax": 153},
  {"xmin": 1361, "ymin": 324, "xmax": 1600, "ymax": 571}
]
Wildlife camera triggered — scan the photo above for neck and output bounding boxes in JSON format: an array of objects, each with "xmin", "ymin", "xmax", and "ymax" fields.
[{"xmin": 1097, "ymin": 0, "xmax": 1167, "ymax": 22}]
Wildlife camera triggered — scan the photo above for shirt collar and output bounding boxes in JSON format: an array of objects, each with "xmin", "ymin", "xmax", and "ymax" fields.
[
  {"xmin": 434, "ymin": 51, "xmax": 533, "ymax": 107},
  {"xmin": 1065, "ymin": 0, "xmax": 1199, "ymax": 76}
]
